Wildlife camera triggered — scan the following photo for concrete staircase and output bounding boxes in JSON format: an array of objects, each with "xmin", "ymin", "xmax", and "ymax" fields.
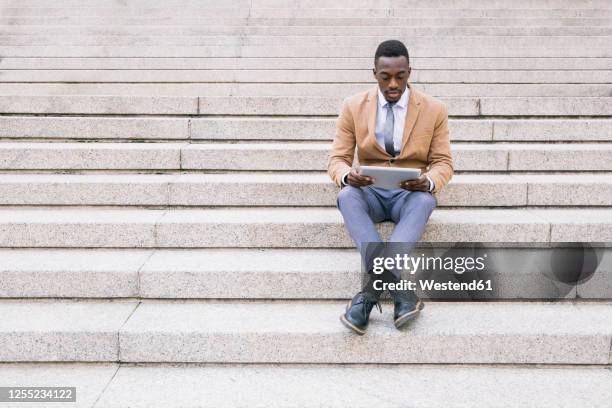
[{"xmin": 0, "ymin": 0, "xmax": 611, "ymax": 406}]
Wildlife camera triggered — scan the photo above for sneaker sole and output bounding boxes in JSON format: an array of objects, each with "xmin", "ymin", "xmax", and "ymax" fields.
[
  {"xmin": 339, "ymin": 314, "xmax": 367, "ymax": 335},
  {"xmin": 394, "ymin": 300, "xmax": 425, "ymax": 329},
  {"xmin": 340, "ymin": 299, "xmax": 368, "ymax": 335}
]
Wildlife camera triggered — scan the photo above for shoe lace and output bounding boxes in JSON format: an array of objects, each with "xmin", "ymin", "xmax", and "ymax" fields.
[{"xmin": 357, "ymin": 293, "xmax": 382, "ymax": 314}]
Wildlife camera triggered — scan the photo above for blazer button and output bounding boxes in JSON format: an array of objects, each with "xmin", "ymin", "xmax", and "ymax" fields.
[{"xmin": 389, "ymin": 158, "xmax": 396, "ymax": 164}]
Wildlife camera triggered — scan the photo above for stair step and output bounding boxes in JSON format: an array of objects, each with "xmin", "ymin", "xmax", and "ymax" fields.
[
  {"xmin": 2, "ymin": 247, "xmax": 609, "ymax": 299},
  {"xmin": 1, "ymin": 362, "xmax": 611, "ymax": 407},
  {"xmin": 0, "ymin": 208, "xmax": 609, "ymax": 247},
  {"xmin": 0, "ymin": 299, "xmax": 136, "ymax": 361},
  {"xmin": 2, "ymin": 6, "xmax": 611, "ymax": 18},
  {"xmin": 2, "ymin": 83, "xmax": 612, "ymax": 98},
  {"xmin": 4, "ymin": 56, "xmax": 611, "ymax": 71},
  {"xmin": 3, "ymin": 14, "xmax": 611, "ymax": 26},
  {"xmin": 0, "ymin": 45, "xmax": 608, "ymax": 58},
  {"xmin": 3, "ymin": 25, "xmax": 612, "ymax": 36},
  {"xmin": 0, "ymin": 363, "xmax": 117, "ymax": 407},
  {"xmin": 0, "ymin": 173, "xmax": 609, "ymax": 207},
  {"xmin": 0, "ymin": 142, "xmax": 609, "ymax": 171},
  {"xmin": 2, "ymin": 299, "xmax": 611, "ymax": 363},
  {"xmin": 3, "ymin": 35, "xmax": 611, "ymax": 48},
  {"xmin": 2, "ymin": 69, "xmax": 609, "ymax": 84},
  {"xmin": 118, "ymin": 300, "xmax": 612, "ymax": 364},
  {"xmin": 2, "ymin": 95, "xmax": 610, "ymax": 116},
  {"xmin": 2, "ymin": 362, "xmax": 612, "ymax": 407},
  {"xmin": 250, "ymin": 0, "xmax": 612, "ymax": 10},
  {"xmin": 2, "ymin": 116, "xmax": 611, "ymax": 142},
  {"xmin": 181, "ymin": 142, "xmax": 611, "ymax": 171},
  {"xmin": 190, "ymin": 118, "xmax": 612, "ymax": 141}
]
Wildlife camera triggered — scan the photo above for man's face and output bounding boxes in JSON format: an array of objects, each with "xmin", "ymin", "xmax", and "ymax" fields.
[{"xmin": 373, "ymin": 55, "xmax": 411, "ymax": 103}]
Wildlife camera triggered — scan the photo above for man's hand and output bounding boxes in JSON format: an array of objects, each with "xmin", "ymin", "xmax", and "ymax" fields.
[
  {"xmin": 400, "ymin": 175, "xmax": 430, "ymax": 191},
  {"xmin": 347, "ymin": 168, "xmax": 375, "ymax": 187}
]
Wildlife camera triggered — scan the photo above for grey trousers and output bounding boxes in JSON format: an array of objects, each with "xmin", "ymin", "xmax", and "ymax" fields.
[{"xmin": 336, "ymin": 185, "xmax": 437, "ymax": 286}]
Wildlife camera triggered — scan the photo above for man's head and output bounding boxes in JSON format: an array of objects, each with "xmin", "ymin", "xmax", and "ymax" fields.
[{"xmin": 373, "ymin": 40, "xmax": 411, "ymax": 103}]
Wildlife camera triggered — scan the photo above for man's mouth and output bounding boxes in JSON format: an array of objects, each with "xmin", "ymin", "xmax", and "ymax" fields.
[{"xmin": 386, "ymin": 90, "xmax": 400, "ymax": 97}]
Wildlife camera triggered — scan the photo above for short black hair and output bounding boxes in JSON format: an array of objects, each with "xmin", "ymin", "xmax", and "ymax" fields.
[{"xmin": 374, "ymin": 40, "xmax": 409, "ymax": 66}]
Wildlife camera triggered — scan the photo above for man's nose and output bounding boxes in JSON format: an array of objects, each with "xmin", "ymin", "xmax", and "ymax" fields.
[{"xmin": 389, "ymin": 78, "xmax": 398, "ymax": 89}]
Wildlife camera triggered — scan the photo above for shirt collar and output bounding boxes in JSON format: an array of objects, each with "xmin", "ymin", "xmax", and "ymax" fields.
[{"xmin": 377, "ymin": 85, "xmax": 409, "ymax": 109}]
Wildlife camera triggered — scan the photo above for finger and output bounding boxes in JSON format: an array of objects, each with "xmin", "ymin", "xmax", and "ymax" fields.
[
  {"xmin": 401, "ymin": 183, "xmax": 427, "ymax": 191},
  {"xmin": 349, "ymin": 177, "xmax": 372, "ymax": 187},
  {"xmin": 355, "ymin": 176, "xmax": 375, "ymax": 183},
  {"xmin": 402, "ymin": 181, "xmax": 427, "ymax": 188}
]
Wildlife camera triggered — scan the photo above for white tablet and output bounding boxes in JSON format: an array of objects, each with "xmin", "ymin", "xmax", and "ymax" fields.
[{"xmin": 359, "ymin": 166, "xmax": 421, "ymax": 189}]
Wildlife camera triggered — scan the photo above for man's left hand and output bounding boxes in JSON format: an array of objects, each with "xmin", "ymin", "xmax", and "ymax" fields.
[{"xmin": 399, "ymin": 175, "xmax": 430, "ymax": 191}]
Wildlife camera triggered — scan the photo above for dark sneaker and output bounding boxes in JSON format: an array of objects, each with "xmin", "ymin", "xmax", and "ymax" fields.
[
  {"xmin": 390, "ymin": 289, "xmax": 425, "ymax": 329},
  {"xmin": 340, "ymin": 291, "xmax": 382, "ymax": 335}
]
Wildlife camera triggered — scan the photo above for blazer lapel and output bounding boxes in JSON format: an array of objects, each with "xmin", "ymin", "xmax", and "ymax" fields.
[{"xmin": 399, "ymin": 82, "xmax": 422, "ymax": 156}]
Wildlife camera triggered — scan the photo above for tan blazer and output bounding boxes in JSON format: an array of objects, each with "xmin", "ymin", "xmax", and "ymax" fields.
[{"xmin": 327, "ymin": 82, "xmax": 453, "ymax": 193}]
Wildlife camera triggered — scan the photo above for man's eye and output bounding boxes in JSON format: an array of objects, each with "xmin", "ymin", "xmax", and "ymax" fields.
[{"xmin": 381, "ymin": 76, "xmax": 390, "ymax": 81}]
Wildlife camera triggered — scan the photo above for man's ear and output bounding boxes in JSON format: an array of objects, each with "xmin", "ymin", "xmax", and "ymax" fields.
[
  {"xmin": 372, "ymin": 68, "xmax": 377, "ymax": 78},
  {"xmin": 407, "ymin": 67, "xmax": 412, "ymax": 79}
]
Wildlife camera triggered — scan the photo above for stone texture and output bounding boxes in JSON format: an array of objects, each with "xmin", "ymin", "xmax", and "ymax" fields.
[
  {"xmin": 0, "ymin": 208, "xmax": 161, "ymax": 247},
  {"xmin": 0, "ymin": 142, "xmax": 183, "ymax": 170},
  {"xmin": 3, "ymin": 56, "xmax": 611, "ymax": 71},
  {"xmin": 251, "ymin": 0, "xmax": 611, "ymax": 9},
  {"xmin": 168, "ymin": 173, "xmax": 338, "ymax": 206},
  {"xmin": 481, "ymin": 97, "xmax": 612, "ymax": 116},
  {"xmin": 493, "ymin": 119, "xmax": 612, "ymax": 141},
  {"xmin": 0, "ymin": 174, "xmax": 172, "ymax": 205},
  {"xmin": 154, "ymin": 208, "xmax": 551, "ymax": 248},
  {"xmin": 3, "ymin": 69, "xmax": 607, "ymax": 84},
  {"xmin": 516, "ymin": 174, "xmax": 612, "ymax": 206},
  {"xmin": 2, "ymin": 82, "xmax": 608, "ymax": 98},
  {"xmin": 0, "ymin": 363, "xmax": 118, "ymax": 408},
  {"xmin": 0, "ymin": 300, "xmax": 137, "ymax": 361},
  {"xmin": 0, "ymin": 249, "xmax": 152, "ymax": 298},
  {"xmin": 0, "ymin": 95, "xmax": 198, "ymax": 114},
  {"xmin": 0, "ymin": 116, "xmax": 189, "ymax": 140},
  {"xmin": 435, "ymin": 175, "xmax": 526, "ymax": 206},
  {"xmin": 140, "ymin": 248, "xmax": 360, "ymax": 299},
  {"xmin": 507, "ymin": 144, "xmax": 612, "ymax": 171},
  {"xmin": 529, "ymin": 209, "xmax": 612, "ymax": 242},
  {"xmin": 197, "ymin": 96, "xmax": 479, "ymax": 116},
  {"xmin": 95, "ymin": 364, "xmax": 612, "ymax": 408},
  {"xmin": 169, "ymin": 173, "xmax": 526, "ymax": 207},
  {"xmin": 1, "ymin": 45, "xmax": 607, "ymax": 58},
  {"xmin": 191, "ymin": 117, "xmax": 336, "ymax": 141},
  {"xmin": 190, "ymin": 117, "xmax": 493, "ymax": 141},
  {"xmin": 6, "ymin": 23, "xmax": 612, "ymax": 38},
  {"xmin": 119, "ymin": 300, "xmax": 612, "ymax": 364},
  {"xmin": 139, "ymin": 247, "xmax": 584, "ymax": 300},
  {"xmin": 0, "ymin": 172, "xmax": 608, "ymax": 207},
  {"xmin": 181, "ymin": 142, "xmax": 523, "ymax": 171},
  {"xmin": 181, "ymin": 143, "xmax": 330, "ymax": 171}
]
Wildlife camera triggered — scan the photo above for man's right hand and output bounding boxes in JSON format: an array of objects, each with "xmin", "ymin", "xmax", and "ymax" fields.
[{"xmin": 346, "ymin": 168, "xmax": 375, "ymax": 187}]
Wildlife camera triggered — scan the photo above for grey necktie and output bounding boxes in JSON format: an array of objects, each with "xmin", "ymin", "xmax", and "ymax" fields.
[{"xmin": 383, "ymin": 102, "xmax": 396, "ymax": 156}]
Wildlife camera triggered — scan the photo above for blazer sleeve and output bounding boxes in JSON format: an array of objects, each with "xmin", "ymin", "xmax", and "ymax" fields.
[
  {"xmin": 327, "ymin": 99, "xmax": 356, "ymax": 187},
  {"xmin": 424, "ymin": 103, "xmax": 454, "ymax": 193}
]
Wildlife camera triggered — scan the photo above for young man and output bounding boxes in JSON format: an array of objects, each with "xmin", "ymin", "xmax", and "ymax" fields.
[{"xmin": 327, "ymin": 40, "xmax": 454, "ymax": 335}]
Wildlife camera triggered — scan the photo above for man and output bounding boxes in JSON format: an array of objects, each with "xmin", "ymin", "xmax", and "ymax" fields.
[{"xmin": 327, "ymin": 40, "xmax": 453, "ymax": 335}]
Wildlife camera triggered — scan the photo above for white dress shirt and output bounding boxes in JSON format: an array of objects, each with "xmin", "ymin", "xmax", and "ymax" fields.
[
  {"xmin": 341, "ymin": 86, "xmax": 435, "ymax": 192},
  {"xmin": 374, "ymin": 85, "xmax": 409, "ymax": 156}
]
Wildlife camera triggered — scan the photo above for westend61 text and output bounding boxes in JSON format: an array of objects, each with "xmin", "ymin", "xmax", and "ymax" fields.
[{"xmin": 372, "ymin": 279, "xmax": 493, "ymax": 292}]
